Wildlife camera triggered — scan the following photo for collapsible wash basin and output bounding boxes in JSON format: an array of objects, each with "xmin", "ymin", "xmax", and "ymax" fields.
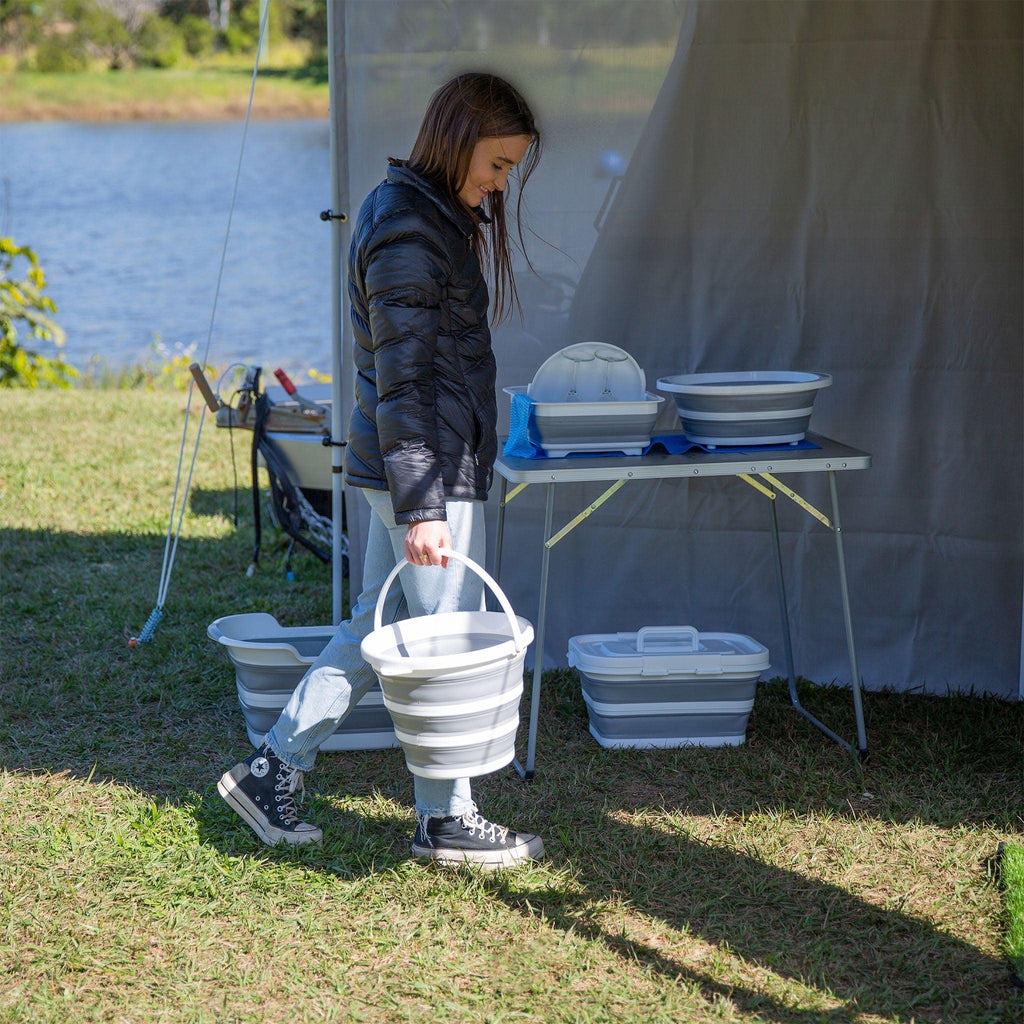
[
  {"xmin": 567, "ymin": 626, "xmax": 770, "ymax": 748},
  {"xmin": 207, "ymin": 613, "xmax": 399, "ymax": 751},
  {"xmin": 656, "ymin": 371, "xmax": 832, "ymax": 446},
  {"xmin": 361, "ymin": 551, "xmax": 533, "ymax": 779},
  {"xmin": 504, "ymin": 386, "xmax": 663, "ymax": 457}
]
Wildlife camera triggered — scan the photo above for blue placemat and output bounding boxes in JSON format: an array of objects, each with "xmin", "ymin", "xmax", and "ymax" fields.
[{"xmin": 502, "ymin": 393, "xmax": 820, "ymax": 460}]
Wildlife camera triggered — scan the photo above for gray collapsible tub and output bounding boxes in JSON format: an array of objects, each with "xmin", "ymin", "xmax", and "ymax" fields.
[
  {"xmin": 236, "ymin": 681, "xmax": 398, "ymax": 752},
  {"xmin": 656, "ymin": 371, "xmax": 832, "ymax": 446},
  {"xmin": 207, "ymin": 612, "xmax": 399, "ymax": 752},
  {"xmin": 503, "ymin": 385, "xmax": 663, "ymax": 457},
  {"xmin": 567, "ymin": 626, "xmax": 769, "ymax": 748}
]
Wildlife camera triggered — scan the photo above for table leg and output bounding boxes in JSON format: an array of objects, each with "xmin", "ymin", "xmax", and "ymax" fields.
[
  {"xmin": 768, "ymin": 491, "xmax": 858, "ymax": 754},
  {"xmin": 516, "ymin": 482, "xmax": 555, "ymax": 780},
  {"xmin": 828, "ymin": 471, "xmax": 868, "ymax": 758},
  {"xmin": 493, "ymin": 475, "xmax": 509, "ymax": 583}
]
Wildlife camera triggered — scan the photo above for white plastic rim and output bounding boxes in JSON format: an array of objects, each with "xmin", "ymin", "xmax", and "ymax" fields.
[
  {"xmin": 366, "ymin": 613, "xmax": 534, "ymax": 679},
  {"xmin": 588, "ymin": 725, "xmax": 746, "ymax": 749},
  {"xmin": 393, "ymin": 716, "xmax": 520, "ymax": 750},
  {"xmin": 685, "ymin": 432, "xmax": 805, "ymax": 446},
  {"xmin": 247, "ymin": 724, "xmax": 400, "ymax": 753},
  {"xmin": 380, "ymin": 683, "xmax": 523, "ymax": 719},
  {"xmin": 237, "ymin": 681, "xmax": 385, "ymax": 710},
  {"xmin": 207, "ymin": 613, "xmax": 333, "ymax": 662},
  {"xmin": 581, "ymin": 691, "xmax": 756, "ymax": 716},
  {"xmin": 656, "ymin": 371, "xmax": 832, "ymax": 396},
  {"xmin": 674, "ymin": 405, "xmax": 815, "ymax": 422},
  {"xmin": 527, "ymin": 392, "xmax": 664, "ymax": 417},
  {"xmin": 404, "ymin": 746, "xmax": 520, "ymax": 780},
  {"xmin": 363, "ymin": 550, "xmax": 531, "ymax": 675}
]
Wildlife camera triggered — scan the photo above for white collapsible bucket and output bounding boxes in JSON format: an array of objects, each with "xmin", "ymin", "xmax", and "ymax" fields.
[{"xmin": 360, "ymin": 550, "xmax": 534, "ymax": 779}]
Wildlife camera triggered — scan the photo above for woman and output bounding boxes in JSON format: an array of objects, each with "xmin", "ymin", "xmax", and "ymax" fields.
[{"xmin": 217, "ymin": 73, "xmax": 544, "ymax": 868}]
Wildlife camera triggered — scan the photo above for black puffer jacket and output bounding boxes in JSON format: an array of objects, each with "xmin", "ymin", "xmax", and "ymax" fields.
[{"xmin": 343, "ymin": 162, "xmax": 497, "ymax": 525}]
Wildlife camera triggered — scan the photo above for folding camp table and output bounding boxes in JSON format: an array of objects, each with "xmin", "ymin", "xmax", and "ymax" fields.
[{"xmin": 491, "ymin": 431, "xmax": 872, "ymax": 777}]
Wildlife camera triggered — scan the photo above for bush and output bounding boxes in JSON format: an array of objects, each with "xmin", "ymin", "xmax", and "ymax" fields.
[
  {"xmin": 136, "ymin": 13, "xmax": 184, "ymax": 68},
  {"xmin": 0, "ymin": 238, "xmax": 77, "ymax": 389},
  {"xmin": 34, "ymin": 35, "xmax": 88, "ymax": 72},
  {"xmin": 220, "ymin": 0, "xmax": 285, "ymax": 56},
  {"xmin": 28, "ymin": 0, "xmax": 133, "ymax": 71},
  {"xmin": 178, "ymin": 13, "xmax": 214, "ymax": 57}
]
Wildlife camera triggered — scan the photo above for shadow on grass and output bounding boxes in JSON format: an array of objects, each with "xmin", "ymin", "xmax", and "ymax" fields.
[
  {"xmin": 184, "ymin": 775, "xmax": 1017, "ymax": 1023},
  {"xmin": 3, "ymin": 522, "xmax": 1022, "ymax": 1020},
  {"xmin": 189, "ymin": 484, "xmax": 250, "ymax": 521},
  {"xmin": 478, "ymin": 832, "xmax": 1013, "ymax": 1023}
]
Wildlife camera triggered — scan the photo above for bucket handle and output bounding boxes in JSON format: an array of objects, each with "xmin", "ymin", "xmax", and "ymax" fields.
[{"xmin": 373, "ymin": 549, "xmax": 528, "ymax": 654}]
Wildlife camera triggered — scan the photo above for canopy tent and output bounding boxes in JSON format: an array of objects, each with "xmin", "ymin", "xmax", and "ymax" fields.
[{"xmin": 325, "ymin": 0, "xmax": 1023, "ymax": 700}]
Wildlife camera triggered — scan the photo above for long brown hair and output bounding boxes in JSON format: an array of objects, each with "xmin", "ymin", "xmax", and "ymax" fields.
[{"xmin": 406, "ymin": 72, "xmax": 541, "ymax": 323}]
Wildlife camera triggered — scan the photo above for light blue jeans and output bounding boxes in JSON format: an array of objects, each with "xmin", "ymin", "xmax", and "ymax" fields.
[{"xmin": 265, "ymin": 488, "xmax": 484, "ymax": 818}]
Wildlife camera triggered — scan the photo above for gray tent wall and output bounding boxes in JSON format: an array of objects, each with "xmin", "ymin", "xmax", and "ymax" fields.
[{"xmin": 333, "ymin": 1, "xmax": 1023, "ymax": 700}]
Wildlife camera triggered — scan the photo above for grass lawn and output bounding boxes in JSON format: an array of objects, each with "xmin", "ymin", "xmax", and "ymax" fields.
[
  {"xmin": 1, "ymin": 389, "xmax": 1022, "ymax": 1023},
  {"xmin": 0, "ymin": 46, "xmax": 673, "ymax": 122},
  {"xmin": 0, "ymin": 63, "xmax": 328, "ymax": 122},
  {"xmin": 1002, "ymin": 843, "xmax": 1024, "ymax": 985}
]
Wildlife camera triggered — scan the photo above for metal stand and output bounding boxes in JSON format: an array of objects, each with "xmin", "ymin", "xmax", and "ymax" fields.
[{"xmin": 768, "ymin": 474, "xmax": 867, "ymax": 758}]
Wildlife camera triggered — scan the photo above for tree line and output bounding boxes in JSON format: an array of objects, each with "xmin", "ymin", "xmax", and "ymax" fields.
[
  {"xmin": 1, "ymin": 1, "xmax": 682, "ymax": 72},
  {"xmin": 0, "ymin": 0, "xmax": 326, "ymax": 71}
]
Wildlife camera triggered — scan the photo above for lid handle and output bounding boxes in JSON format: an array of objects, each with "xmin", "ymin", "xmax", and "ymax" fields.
[{"xmin": 636, "ymin": 626, "xmax": 700, "ymax": 652}]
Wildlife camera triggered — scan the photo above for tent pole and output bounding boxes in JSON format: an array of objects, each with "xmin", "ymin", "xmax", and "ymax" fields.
[
  {"xmin": 327, "ymin": 0, "xmax": 348, "ymax": 625},
  {"xmin": 1019, "ymin": 571, "xmax": 1023, "ymax": 701}
]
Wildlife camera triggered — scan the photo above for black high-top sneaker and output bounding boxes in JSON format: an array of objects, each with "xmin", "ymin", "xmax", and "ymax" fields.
[
  {"xmin": 411, "ymin": 807, "xmax": 544, "ymax": 868},
  {"xmin": 217, "ymin": 744, "xmax": 322, "ymax": 847}
]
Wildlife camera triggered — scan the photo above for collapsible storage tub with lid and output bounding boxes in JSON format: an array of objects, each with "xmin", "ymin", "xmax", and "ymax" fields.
[
  {"xmin": 568, "ymin": 626, "xmax": 770, "ymax": 748},
  {"xmin": 361, "ymin": 551, "xmax": 534, "ymax": 779},
  {"xmin": 207, "ymin": 613, "xmax": 399, "ymax": 751}
]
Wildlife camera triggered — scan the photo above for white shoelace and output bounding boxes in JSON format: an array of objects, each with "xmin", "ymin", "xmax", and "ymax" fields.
[
  {"xmin": 274, "ymin": 767, "xmax": 305, "ymax": 824},
  {"xmin": 461, "ymin": 810, "xmax": 510, "ymax": 845},
  {"xmin": 416, "ymin": 807, "xmax": 511, "ymax": 847}
]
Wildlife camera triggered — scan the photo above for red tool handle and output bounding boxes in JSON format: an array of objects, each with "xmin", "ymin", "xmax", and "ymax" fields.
[{"xmin": 274, "ymin": 367, "xmax": 297, "ymax": 395}]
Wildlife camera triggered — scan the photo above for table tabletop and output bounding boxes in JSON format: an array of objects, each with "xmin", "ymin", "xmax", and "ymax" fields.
[{"xmin": 495, "ymin": 432, "xmax": 871, "ymax": 484}]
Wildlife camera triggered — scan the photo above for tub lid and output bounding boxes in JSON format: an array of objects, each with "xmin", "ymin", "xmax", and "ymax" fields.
[{"xmin": 568, "ymin": 626, "xmax": 769, "ymax": 677}]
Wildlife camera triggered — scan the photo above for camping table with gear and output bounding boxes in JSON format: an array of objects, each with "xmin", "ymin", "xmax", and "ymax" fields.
[
  {"xmin": 207, "ymin": 343, "xmax": 871, "ymax": 787},
  {"xmin": 493, "ymin": 344, "xmax": 872, "ymax": 778}
]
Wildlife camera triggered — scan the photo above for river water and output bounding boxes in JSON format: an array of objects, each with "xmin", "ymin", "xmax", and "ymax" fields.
[
  {"xmin": 1, "ymin": 120, "xmax": 334, "ymax": 376},
  {"xmin": 0, "ymin": 114, "xmax": 647, "ymax": 383}
]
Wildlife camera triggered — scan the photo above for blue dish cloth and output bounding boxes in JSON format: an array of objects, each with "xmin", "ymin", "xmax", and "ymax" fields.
[
  {"xmin": 502, "ymin": 393, "xmax": 820, "ymax": 459},
  {"xmin": 503, "ymin": 391, "xmax": 544, "ymax": 458}
]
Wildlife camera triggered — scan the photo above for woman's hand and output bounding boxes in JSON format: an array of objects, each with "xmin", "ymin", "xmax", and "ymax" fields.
[{"xmin": 405, "ymin": 520, "xmax": 452, "ymax": 568}]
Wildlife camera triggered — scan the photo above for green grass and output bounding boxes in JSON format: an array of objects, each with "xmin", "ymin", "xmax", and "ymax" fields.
[
  {"xmin": 0, "ymin": 62, "xmax": 328, "ymax": 122},
  {"xmin": 2, "ymin": 389, "xmax": 1023, "ymax": 1023},
  {"xmin": 1002, "ymin": 844, "xmax": 1024, "ymax": 985},
  {"xmin": 0, "ymin": 44, "xmax": 674, "ymax": 123}
]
